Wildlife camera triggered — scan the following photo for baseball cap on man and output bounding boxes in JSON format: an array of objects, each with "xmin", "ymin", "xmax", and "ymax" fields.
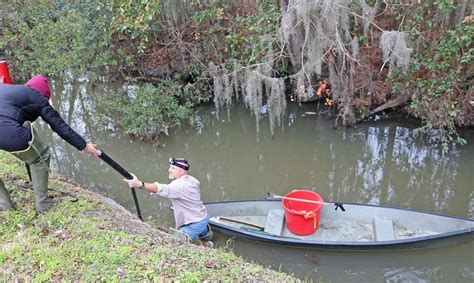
[
  {"xmin": 26, "ymin": 75, "xmax": 51, "ymax": 99},
  {"xmin": 169, "ymin": 157, "xmax": 190, "ymax": 171}
]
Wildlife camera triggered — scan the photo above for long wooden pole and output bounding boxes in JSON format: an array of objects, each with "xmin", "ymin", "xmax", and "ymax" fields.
[
  {"xmin": 270, "ymin": 194, "xmax": 325, "ymax": 205},
  {"xmin": 217, "ymin": 216, "xmax": 264, "ymax": 230},
  {"xmin": 269, "ymin": 192, "xmax": 346, "ymax": 211}
]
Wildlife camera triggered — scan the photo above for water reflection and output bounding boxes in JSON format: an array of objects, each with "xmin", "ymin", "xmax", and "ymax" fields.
[
  {"xmin": 34, "ymin": 79, "xmax": 473, "ymax": 282},
  {"xmin": 229, "ymin": 238, "xmax": 473, "ymax": 282}
]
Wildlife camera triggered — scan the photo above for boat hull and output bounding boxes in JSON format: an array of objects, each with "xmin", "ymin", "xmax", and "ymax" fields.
[{"xmin": 205, "ymin": 200, "xmax": 474, "ymax": 251}]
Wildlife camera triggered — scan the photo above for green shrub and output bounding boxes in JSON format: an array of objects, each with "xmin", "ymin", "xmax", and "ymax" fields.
[
  {"xmin": 97, "ymin": 79, "xmax": 203, "ymax": 141},
  {"xmin": 0, "ymin": 1, "xmax": 114, "ymax": 80},
  {"xmin": 110, "ymin": 0, "xmax": 160, "ymax": 52}
]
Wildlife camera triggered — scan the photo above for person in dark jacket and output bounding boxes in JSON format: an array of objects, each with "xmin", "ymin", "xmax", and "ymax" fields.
[{"xmin": 0, "ymin": 75, "xmax": 100, "ymax": 212}]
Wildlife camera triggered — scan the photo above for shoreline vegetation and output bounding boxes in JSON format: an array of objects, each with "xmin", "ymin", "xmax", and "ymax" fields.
[
  {"xmin": 0, "ymin": 151, "xmax": 298, "ymax": 281},
  {"xmin": 1, "ymin": 1, "xmax": 472, "ymax": 145}
]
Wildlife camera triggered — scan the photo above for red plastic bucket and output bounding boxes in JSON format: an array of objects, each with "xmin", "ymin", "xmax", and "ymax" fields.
[
  {"xmin": 281, "ymin": 190, "xmax": 323, "ymax": 235},
  {"xmin": 0, "ymin": 61, "xmax": 13, "ymax": 84}
]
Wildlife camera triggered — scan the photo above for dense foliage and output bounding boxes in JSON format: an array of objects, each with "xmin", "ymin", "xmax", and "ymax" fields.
[
  {"xmin": 386, "ymin": 1, "xmax": 473, "ymax": 144},
  {"xmin": 0, "ymin": 0, "xmax": 472, "ymax": 143},
  {"xmin": 0, "ymin": 1, "xmax": 114, "ymax": 80}
]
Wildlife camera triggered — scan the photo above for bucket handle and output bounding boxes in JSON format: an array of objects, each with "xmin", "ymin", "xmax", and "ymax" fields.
[
  {"xmin": 304, "ymin": 211, "xmax": 318, "ymax": 229},
  {"xmin": 303, "ymin": 211, "xmax": 316, "ymax": 219}
]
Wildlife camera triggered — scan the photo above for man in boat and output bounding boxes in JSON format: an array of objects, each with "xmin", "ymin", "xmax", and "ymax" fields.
[
  {"xmin": 0, "ymin": 75, "xmax": 100, "ymax": 212},
  {"xmin": 123, "ymin": 157, "xmax": 213, "ymax": 243}
]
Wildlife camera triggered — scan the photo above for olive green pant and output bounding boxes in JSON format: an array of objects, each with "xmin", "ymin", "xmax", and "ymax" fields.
[{"xmin": 0, "ymin": 125, "xmax": 57, "ymax": 212}]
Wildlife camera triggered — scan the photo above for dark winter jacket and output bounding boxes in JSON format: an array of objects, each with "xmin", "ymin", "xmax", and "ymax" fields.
[{"xmin": 0, "ymin": 84, "xmax": 86, "ymax": 152}]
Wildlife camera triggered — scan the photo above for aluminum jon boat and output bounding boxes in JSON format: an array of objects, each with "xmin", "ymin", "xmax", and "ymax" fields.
[{"xmin": 206, "ymin": 199, "xmax": 474, "ymax": 251}]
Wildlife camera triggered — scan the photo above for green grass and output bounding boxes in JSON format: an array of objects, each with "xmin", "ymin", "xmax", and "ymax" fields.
[{"xmin": 0, "ymin": 151, "xmax": 297, "ymax": 281}]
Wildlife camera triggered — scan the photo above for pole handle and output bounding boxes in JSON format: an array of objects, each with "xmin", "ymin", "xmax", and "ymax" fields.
[
  {"xmin": 267, "ymin": 192, "xmax": 346, "ymax": 211},
  {"xmin": 97, "ymin": 149, "xmax": 143, "ymax": 220}
]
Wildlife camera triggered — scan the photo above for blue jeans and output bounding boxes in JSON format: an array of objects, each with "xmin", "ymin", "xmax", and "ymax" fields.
[{"xmin": 179, "ymin": 216, "xmax": 209, "ymax": 241}]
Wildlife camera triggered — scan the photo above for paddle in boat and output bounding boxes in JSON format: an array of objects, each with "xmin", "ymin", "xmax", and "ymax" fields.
[{"xmin": 206, "ymin": 190, "xmax": 474, "ymax": 251}]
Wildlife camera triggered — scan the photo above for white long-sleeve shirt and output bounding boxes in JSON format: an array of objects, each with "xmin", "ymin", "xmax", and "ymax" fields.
[{"xmin": 152, "ymin": 174, "xmax": 207, "ymax": 228}]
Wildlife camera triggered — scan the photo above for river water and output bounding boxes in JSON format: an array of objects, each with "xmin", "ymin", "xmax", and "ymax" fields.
[{"xmin": 35, "ymin": 79, "xmax": 473, "ymax": 282}]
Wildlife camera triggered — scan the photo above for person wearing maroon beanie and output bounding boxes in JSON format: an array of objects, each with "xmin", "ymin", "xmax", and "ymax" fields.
[{"xmin": 0, "ymin": 75, "xmax": 100, "ymax": 212}]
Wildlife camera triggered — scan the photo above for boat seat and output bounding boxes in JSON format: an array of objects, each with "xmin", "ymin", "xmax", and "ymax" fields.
[
  {"xmin": 264, "ymin": 209, "xmax": 285, "ymax": 236},
  {"xmin": 373, "ymin": 216, "xmax": 395, "ymax": 241}
]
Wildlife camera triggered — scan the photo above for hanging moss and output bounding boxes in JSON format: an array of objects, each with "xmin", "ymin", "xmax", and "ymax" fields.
[
  {"xmin": 380, "ymin": 31, "xmax": 413, "ymax": 71},
  {"xmin": 210, "ymin": 0, "xmax": 375, "ymax": 131},
  {"xmin": 208, "ymin": 0, "xmax": 470, "ymax": 142}
]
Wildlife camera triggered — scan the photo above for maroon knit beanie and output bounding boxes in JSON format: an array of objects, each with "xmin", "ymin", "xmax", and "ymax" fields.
[{"xmin": 26, "ymin": 75, "xmax": 51, "ymax": 99}]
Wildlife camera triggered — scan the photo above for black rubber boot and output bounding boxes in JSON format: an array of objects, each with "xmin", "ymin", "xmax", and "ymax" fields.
[
  {"xmin": 11, "ymin": 125, "xmax": 58, "ymax": 212},
  {"xmin": 199, "ymin": 224, "xmax": 214, "ymax": 241},
  {"xmin": 0, "ymin": 179, "xmax": 14, "ymax": 211},
  {"xmin": 30, "ymin": 155, "xmax": 58, "ymax": 212}
]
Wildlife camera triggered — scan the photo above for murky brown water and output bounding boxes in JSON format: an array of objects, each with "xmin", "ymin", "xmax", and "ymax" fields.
[{"xmin": 35, "ymin": 79, "xmax": 473, "ymax": 282}]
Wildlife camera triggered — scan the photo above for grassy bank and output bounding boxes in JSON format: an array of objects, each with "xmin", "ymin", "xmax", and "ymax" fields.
[{"xmin": 0, "ymin": 151, "xmax": 297, "ymax": 281}]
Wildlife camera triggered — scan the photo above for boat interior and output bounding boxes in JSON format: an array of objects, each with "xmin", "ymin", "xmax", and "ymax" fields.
[{"xmin": 208, "ymin": 201, "xmax": 473, "ymax": 242}]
